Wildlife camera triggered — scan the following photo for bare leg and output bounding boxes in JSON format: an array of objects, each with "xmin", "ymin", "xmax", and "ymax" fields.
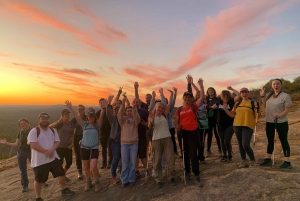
[
  {"xmin": 34, "ymin": 181, "xmax": 44, "ymax": 198},
  {"xmin": 58, "ymin": 176, "xmax": 67, "ymax": 190}
]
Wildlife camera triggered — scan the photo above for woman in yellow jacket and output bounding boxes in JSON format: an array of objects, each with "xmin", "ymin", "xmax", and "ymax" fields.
[{"xmin": 223, "ymin": 87, "xmax": 257, "ymax": 168}]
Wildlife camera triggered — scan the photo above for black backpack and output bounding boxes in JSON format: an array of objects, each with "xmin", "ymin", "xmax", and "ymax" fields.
[{"xmin": 236, "ymin": 100, "xmax": 260, "ymax": 116}]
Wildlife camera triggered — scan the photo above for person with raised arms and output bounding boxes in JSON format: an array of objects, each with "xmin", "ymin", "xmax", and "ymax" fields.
[
  {"xmin": 0, "ymin": 118, "xmax": 32, "ymax": 193},
  {"xmin": 223, "ymin": 87, "xmax": 257, "ymax": 168},
  {"xmin": 259, "ymin": 78, "xmax": 293, "ymax": 169},
  {"xmin": 175, "ymin": 78, "xmax": 205, "ymax": 186},
  {"xmin": 65, "ymin": 100, "xmax": 104, "ymax": 192},
  {"xmin": 148, "ymin": 88, "xmax": 176, "ymax": 188},
  {"xmin": 49, "ymin": 109, "xmax": 74, "ymax": 181},
  {"xmin": 117, "ymin": 94, "xmax": 141, "ymax": 187},
  {"xmin": 217, "ymin": 87, "xmax": 240, "ymax": 162}
]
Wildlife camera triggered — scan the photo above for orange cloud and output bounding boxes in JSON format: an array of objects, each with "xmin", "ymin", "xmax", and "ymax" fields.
[
  {"xmin": 0, "ymin": 52, "xmax": 14, "ymax": 57},
  {"xmin": 55, "ymin": 50, "xmax": 85, "ymax": 57}
]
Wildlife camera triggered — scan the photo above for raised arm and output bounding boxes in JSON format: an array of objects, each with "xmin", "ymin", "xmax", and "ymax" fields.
[
  {"xmin": 170, "ymin": 87, "xmax": 177, "ymax": 111},
  {"xmin": 49, "ymin": 116, "xmax": 63, "ymax": 129},
  {"xmin": 106, "ymin": 95, "xmax": 115, "ymax": 124},
  {"xmin": 0, "ymin": 138, "xmax": 19, "ymax": 147},
  {"xmin": 195, "ymin": 78, "xmax": 205, "ymax": 107},
  {"xmin": 65, "ymin": 100, "xmax": 83, "ymax": 126},
  {"xmin": 132, "ymin": 102, "xmax": 141, "ymax": 126},
  {"xmin": 164, "ymin": 89, "xmax": 174, "ymax": 117},
  {"xmin": 112, "ymin": 87, "xmax": 122, "ymax": 106},
  {"xmin": 259, "ymin": 87, "xmax": 266, "ymax": 107},
  {"xmin": 149, "ymin": 90, "xmax": 156, "ymax": 112},
  {"xmin": 134, "ymin": 82, "xmax": 139, "ymax": 99},
  {"xmin": 117, "ymin": 94, "xmax": 127, "ymax": 125},
  {"xmin": 99, "ymin": 99, "xmax": 108, "ymax": 126},
  {"xmin": 159, "ymin": 88, "xmax": 167, "ymax": 106},
  {"xmin": 187, "ymin": 75, "xmax": 193, "ymax": 93},
  {"xmin": 227, "ymin": 86, "xmax": 241, "ymax": 102}
]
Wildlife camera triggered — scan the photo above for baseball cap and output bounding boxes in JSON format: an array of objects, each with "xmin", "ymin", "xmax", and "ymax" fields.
[
  {"xmin": 88, "ymin": 111, "xmax": 96, "ymax": 116},
  {"xmin": 61, "ymin": 109, "xmax": 70, "ymax": 115},
  {"xmin": 183, "ymin": 91, "xmax": 193, "ymax": 97},
  {"xmin": 38, "ymin": 112, "xmax": 50, "ymax": 119},
  {"xmin": 240, "ymin": 87, "xmax": 249, "ymax": 93}
]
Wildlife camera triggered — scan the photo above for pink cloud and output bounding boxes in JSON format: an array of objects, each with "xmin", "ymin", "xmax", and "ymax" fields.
[
  {"xmin": 55, "ymin": 50, "xmax": 85, "ymax": 57},
  {"xmin": 0, "ymin": 52, "xmax": 14, "ymax": 57}
]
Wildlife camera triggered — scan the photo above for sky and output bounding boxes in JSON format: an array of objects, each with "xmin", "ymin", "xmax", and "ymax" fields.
[{"xmin": 0, "ymin": 0, "xmax": 300, "ymax": 106}]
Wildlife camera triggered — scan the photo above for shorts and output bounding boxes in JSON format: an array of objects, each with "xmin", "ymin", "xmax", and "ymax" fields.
[
  {"xmin": 80, "ymin": 148, "xmax": 99, "ymax": 160},
  {"xmin": 33, "ymin": 158, "xmax": 65, "ymax": 183},
  {"xmin": 138, "ymin": 133, "xmax": 147, "ymax": 159}
]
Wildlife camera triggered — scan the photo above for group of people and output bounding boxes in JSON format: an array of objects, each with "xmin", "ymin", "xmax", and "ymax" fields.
[{"xmin": 0, "ymin": 77, "xmax": 293, "ymax": 200}]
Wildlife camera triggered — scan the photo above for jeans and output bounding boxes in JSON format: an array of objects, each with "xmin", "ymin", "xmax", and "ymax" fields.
[
  {"xmin": 111, "ymin": 141, "xmax": 121, "ymax": 178},
  {"xmin": 234, "ymin": 126, "xmax": 255, "ymax": 161},
  {"xmin": 73, "ymin": 135, "xmax": 83, "ymax": 171},
  {"xmin": 218, "ymin": 125, "xmax": 234, "ymax": 156},
  {"xmin": 121, "ymin": 143, "xmax": 138, "ymax": 183},
  {"xmin": 17, "ymin": 149, "xmax": 31, "ymax": 188}
]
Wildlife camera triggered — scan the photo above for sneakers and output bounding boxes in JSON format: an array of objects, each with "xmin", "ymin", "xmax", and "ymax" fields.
[
  {"xmin": 185, "ymin": 172, "xmax": 192, "ymax": 181},
  {"xmin": 135, "ymin": 171, "xmax": 141, "ymax": 179},
  {"xmin": 77, "ymin": 170, "xmax": 83, "ymax": 180},
  {"xmin": 227, "ymin": 155, "xmax": 233, "ymax": 162},
  {"xmin": 111, "ymin": 177, "xmax": 117, "ymax": 185},
  {"xmin": 194, "ymin": 176, "xmax": 201, "ymax": 186},
  {"xmin": 121, "ymin": 182, "xmax": 129, "ymax": 188},
  {"xmin": 157, "ymin": 182, "xmax": 163, "ymax": 188},
  {"xmin": 22, "ymin": 187, "xmax": 28, "ymax": 193},
  {"xmin": 206, "ymin": 150, "xmax": 212, "ymax": 158},
  {"xmin": 61, "ymin": 187, "xmax": 75, "ymax": 196},
  {"xmin": 221, "ymin": 156, "xmax": 227, "ymax": 162},
  {"xmin": 170, "ymin": 178, "xmax": 176, "ymax": 186},
  {"xmin": 248, "ymin": 160, "xmax": 257, "ymax": 168},
  {"xmin": 280, "ymin": 161, "xmax": 292, "ymax": 169},
  {"xmin": 94, "ymin": 182, "xmax": 101, "ymax": 192},
  {"xmin": 145, "ymin": 169, "xmax": 151, "ymax": 179},
  {"xmin": 260, "ymin": 158, "xmax": 272, "ymax": 166},
  {"xmin": 84, "ymin": 180, "xmax": 92, "ymax": 192},
  {"xmin": 239, "ymin": 160, "xmax": 249, "ymax": 168},
  {"xmin": 36, "ymin": 198, "xmax": 43, "ymax": 201}
]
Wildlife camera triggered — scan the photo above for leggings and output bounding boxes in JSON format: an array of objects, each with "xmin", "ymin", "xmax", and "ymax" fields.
[
  {"xmin": 218, "ymin": 125, "xmax": 234, "ymax": 157},
  {"xmin": 206, "ymin": 119, "xmax": 221, "ymax": 151},
  {"xmin": 266, "ymin": 122, "xmax": 290, "ymax": 157},
  {"xmin": 233, "ymin": 126, "xmax": 255, "ymax": 161}
]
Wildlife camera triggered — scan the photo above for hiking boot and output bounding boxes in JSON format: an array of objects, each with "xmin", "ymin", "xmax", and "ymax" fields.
[
  {"xmin": 22, "ymin": 187, "xmax": 28, "ymax": 193},
  {"xmin": 145, "ymin": 169, "xmax": 151, "ymax": 179},
  {"xmin": 221, "ymin": 155, "xmax": 227, "ymax": 162},
  {"xmin": 77, "ymin": 170, "xmax": 83, "ymax": 180},
  {"xmin": 135, "ymin": 171, "xmax": 141, "ymax": 179},
  {"xmin": 194, "ymin": 176, "xmax": 202, "ymax": 186},
  {"xmin": 218, "ymin": 150, "xmax": 223, "ymax": 157},
  {"xmin": 36, "ymin": 197, "xmax": 43, "ymax": 201},
  {"xmin": 206, "ymin": 150, "xmax": 212, "ymax": 158},
  {"xmin": 157, "ymin": 182, "xmax": 163, "ymax": 188},
  {"xmin": 121, "ymin": 182, "xmax": 129, "ymax": 188},
  {"xmin": 239, "ymin": 160, "xmax": 249, "ymax": 168},
  {"xmin": 170, "ymin": 178, "xmax": 176, "ymax": 186},
  {"xmin": 260, "ymin": 158, "xmax": 272, "ymax": 166},
  {"xmin": 227, "ymin": 155, "xmax": 233, "ymax": 163},
  {"xmin": 61, "ymin": 187, "xmax": 75, "ymax": 196},
  {"xmin": 249, "ymin": 160, "xmax": 257, "ymax": 168},
  {"xmin": 279, "ymin": 161, "xmax": 292, "ymax": 169},
  {"xmin": 84, "ymin": 180, "xmax": 92, "ymax": 192},
  {"xmin": 94, "ymin": 182, "xmax": 101, "ymax": 192},
  {"xmin": 111, "ymin": 177, "xmax": 117, "ymax": 185}
]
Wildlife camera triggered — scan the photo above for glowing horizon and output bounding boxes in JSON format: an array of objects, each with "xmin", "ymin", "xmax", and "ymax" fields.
[{"xmin": 1, "ymin": 0, "xmax": 300, "ymax": 106}]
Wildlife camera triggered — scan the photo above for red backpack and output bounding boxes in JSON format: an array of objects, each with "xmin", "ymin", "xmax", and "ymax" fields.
[{"xmin": 35, "ymin": 126, "xmax": 55, "ymax": 138}]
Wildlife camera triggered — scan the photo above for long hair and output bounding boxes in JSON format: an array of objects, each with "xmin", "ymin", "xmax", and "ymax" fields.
[
  {"xmin": 221, "ymin": 90, "xmax": 232, "ymax": 103},
  {"xmin": 206, "ymin": 87, "xmax": 217, "ymax": 98},
  {"xmin": 266, "ymin": 78, "xmax": 282, "ymax": 101}
]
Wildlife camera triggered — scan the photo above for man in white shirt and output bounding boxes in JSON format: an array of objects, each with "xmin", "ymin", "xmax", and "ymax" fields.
[{"xmin": 28, "ymin": 112, "xmax": 75, "ymax": 201}]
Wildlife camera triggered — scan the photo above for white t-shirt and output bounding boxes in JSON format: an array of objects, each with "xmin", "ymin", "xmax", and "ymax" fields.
[
  {"xmin": 266, "ymin": 92, "xmax": 292, "ymax": 123},
  {"xmin": 27, "ymin": 127, "xmax": 60, "ymax": 167},
  {"xmin": 152, "ymin": 115, "xmax": 171, "ymax": 141}
]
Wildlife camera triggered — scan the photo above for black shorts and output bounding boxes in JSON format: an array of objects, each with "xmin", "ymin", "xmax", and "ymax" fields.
[
  {"xmin": 138, "ymin": 133, "xmax": 147, "ymax": 159},
  {"xmin": 80, "ymin": 148, "xmax": 99, "ymax": 160},
  {"xmin": 33, "ymin": 158, "xmax": 65, "ymax": 183}
]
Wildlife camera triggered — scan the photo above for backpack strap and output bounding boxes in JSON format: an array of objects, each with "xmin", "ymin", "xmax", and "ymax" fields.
[{"xmin": 35, "ymin": 126, "xmax": 55, "ymax": 138}]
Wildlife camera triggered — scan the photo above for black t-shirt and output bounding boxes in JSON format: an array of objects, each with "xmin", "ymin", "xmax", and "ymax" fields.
[
  {"xmin": 140, "ymin": 102, "xmax": 149, "ymax": 111},
  {"xmin": 17, "ymin": 128, "xmax": 31, "ymax": 153},
  {"xmin": 138, "ymin": 108, "xmax": 148, "ymax": 136},
  {"xmin": 70, "ymin": 115, "xmax": 87, "ymax": 136},
  {"xmin": 96, "ymin": 109, "xmax": 111, "ymax": 137},
  {"xmin": 207, "ymin": 96, "xmax": 219, "ymax": 121},
  {"xmin": 218, "ymin": 98, "xmax": 234, "ymax": 128}
]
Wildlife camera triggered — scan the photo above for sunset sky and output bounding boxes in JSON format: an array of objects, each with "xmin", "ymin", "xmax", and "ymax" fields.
[{"xmin": 0, "ymin": 0, "xmax": 300, "ymax": 106}]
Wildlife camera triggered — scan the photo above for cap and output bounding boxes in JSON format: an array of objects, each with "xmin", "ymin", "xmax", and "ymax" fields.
[
  {"xmin": 88, "ymin": 111, "xmax": 96, "ymax": 116},
  {"xmin": 240, "ymin": 87, "xmax": 249, "ymax": 93},
  {"xmin": 113, "ymin": 105, "xmax": 120, "ymax": 110},
  {"xmin": 183, "ymin": 91, "xmax": 193, "ymax": 97},
  {"xmin": 38, "ymin": 112, "xmax": 50, "ymax": 119},
  {"xmin": 61, "ymin": 109, "xmax": 70, "ymax": 115}
]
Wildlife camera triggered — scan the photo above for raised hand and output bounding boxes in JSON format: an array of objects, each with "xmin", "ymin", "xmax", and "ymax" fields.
[
  {"xmin": 260, "ymin": 88, "xmax": 265, "ymax": 97},
  {"xmin": 186, "ymin": 75, "xmax": 192, "ymax": 84},
  {"xmin": 122, "ymin": 92, "xmax": 127, "ymax": 98},
  {"xmin": 197, "ymin": 78, "xmax": 203, "ymax": 85},
  {"xmin": 167, "ymin": 89, "xmax": 174, "ymax": 94},
  {"xmin": 134, "ymin": 82, "xmax": 139, "ymax": 89},
  {"xmin": 65, "ymin": 100, "xmax": 72, "ymax": 109},
  {"xmin": 172, "ymin": 87, "xmax": 178, "ymax": 95},
  {"xmin": 159, "ymin": 88, "xmax": 163, "ymax": 95},
  {"xmin": 227, "ymin": 86, "xmax": 233, "ymax": 91},
  {"xmin": 152, "ymin": 91, "xmax": 156, "ymax": 98},
  {"xmin": 118, "ymin": 87, "xmax": 123, "ymax": 95},
  {"xmin": 108, "ymin": 95, "xmax": 114, "ymax": 104}
]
